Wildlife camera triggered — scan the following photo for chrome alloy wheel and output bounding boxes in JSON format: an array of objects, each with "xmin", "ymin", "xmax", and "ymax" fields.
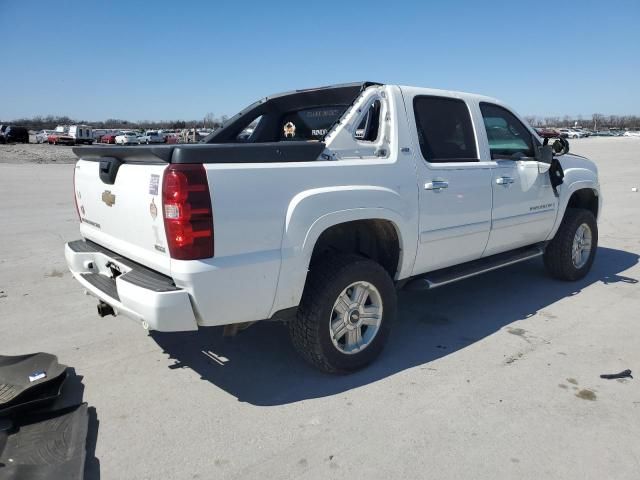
[
  {"xmin": 329, "ymin": 281, "xmax": 383, "ymax": 355},
  {"xmin": 572, "ymin": 223, "xmax": 593, "ymax": 268}
]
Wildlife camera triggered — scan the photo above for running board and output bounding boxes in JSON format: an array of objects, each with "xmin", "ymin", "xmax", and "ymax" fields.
[{"xmin": 403, "ymin": 244, "xmax": 545, "ymax": 291}]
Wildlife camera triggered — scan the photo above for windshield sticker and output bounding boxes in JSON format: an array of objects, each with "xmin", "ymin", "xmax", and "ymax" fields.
[
  {"xmin": 149, "ymin": 174, "xmax": 160, "ymax": 195},
  {"xmin": 284, "ymin": 122, "xmax": 296, "ymax": 138}
]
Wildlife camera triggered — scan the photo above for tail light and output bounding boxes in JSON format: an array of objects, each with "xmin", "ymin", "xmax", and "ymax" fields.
[{"xmin": 162, "ymin": 164, "xmax": 214, "ymax": 260}]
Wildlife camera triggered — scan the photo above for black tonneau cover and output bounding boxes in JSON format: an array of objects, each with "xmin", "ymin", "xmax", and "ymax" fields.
[{"xmin": 73, "ymin": 141, "xmax": 326, "ymax": 164}]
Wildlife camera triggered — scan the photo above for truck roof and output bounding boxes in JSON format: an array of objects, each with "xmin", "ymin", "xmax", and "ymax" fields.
[{"xmin": 397, "ymin": 84, "xmax": 504, "ymax": 107}]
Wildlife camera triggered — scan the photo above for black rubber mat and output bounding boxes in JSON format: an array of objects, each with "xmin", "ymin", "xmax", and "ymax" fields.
[
  {"xmin": 0, "ymin": 372, "xmax": 67, "ymax": 418},
  {"xmin": 0, "ymin": 403, "xmax": 89, "ymax": 479},
  {"xmin": 0, "ymin": 354, "xmax": 67, "ymax": 409}
]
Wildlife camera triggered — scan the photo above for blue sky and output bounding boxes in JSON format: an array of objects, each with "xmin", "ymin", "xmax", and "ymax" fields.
[{"xmin": 2, "ymin": 0, "xmax": 638, "ymax": 121}]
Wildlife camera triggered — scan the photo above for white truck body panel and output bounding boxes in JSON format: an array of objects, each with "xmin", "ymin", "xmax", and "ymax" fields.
[
  {"xmin": 75, "ymin": 162, "xmax": 171, "ymax": 275},
  {"xmin": 66, "ymin": 83, "xmax": 600, "ymax": 332}
]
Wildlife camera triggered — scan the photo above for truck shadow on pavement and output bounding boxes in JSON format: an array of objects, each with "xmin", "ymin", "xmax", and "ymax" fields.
[{"xmin": 151, "ymin": 246, "xmax": 638, "ymax": 406}]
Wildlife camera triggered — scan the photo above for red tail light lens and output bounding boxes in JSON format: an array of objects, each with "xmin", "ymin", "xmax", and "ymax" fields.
[{"xmin": 162, "ymin": 164, "xmax": 213, "ymax": 260}]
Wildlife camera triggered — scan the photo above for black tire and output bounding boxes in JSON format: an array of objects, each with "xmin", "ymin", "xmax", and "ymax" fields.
[
  {"xmin": 289, "ymin": 254, "xmax": 397, "ymax": 373},
  {"xmin": 544, "ymin": 208, "xmax": 598, "ymax": 281}
]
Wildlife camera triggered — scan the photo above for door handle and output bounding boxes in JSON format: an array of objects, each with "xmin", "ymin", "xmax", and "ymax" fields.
[
  {"xmin": 496, "ymin": 176, "xmax": 515, "ymax": 185},
  {"xmin": 425, "ymin": 180, "xmax": 449, "ymax": 190}
]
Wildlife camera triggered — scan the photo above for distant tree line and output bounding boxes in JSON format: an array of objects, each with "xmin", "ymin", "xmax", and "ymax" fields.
[
  {"xmin": 0, "ymin": 112, "xmax": 228, "ymax": 131},
  {"xmin": 523, "ymin": 114, "xmax": 640, "ymax": 130}
]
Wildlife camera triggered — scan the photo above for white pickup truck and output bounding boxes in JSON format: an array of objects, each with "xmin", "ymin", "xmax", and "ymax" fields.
[{"xmin": 65, "ymin": 82, "xmax": 600, "ymax": 373}]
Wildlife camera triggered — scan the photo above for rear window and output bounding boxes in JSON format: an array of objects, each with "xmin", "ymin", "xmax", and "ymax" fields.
[
  {"xmin": 280, "ymin": 105, "xmax": 347, "ymax": 141},
  {"xmin": 413, "ymin": 96, "xmax": 478, "ymax": 163}
]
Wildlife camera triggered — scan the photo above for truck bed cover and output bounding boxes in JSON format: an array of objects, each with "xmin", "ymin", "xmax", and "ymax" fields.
[{"xmin": 73, "ymin": 141, "xmax": 326, "ymax": 164}]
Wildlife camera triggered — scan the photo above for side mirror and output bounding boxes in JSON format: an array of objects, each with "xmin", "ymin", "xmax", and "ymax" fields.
[
  {"xmin": 552, "ymin": 137, "xmax": 570, "ymax": 155},
  {"xmin": 536, "ymin": 144, "xmax": 554, "ymax": 164}
]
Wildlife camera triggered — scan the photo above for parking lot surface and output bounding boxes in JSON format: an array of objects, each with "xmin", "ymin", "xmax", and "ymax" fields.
[{"xmin": 1, "ymin": 137, "xmax": 639, "ymax": 479}]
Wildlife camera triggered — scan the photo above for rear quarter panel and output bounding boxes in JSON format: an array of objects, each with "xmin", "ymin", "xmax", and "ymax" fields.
[{"xmin": 192, "ymin": 152, "xmax": 418, "ymax": 325}]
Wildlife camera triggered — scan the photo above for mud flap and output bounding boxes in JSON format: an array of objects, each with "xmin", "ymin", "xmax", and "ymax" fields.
[
  {"xmin": 0, "ymin": 403, "xmax": 89, "ymax": 480},
  {"xmin": 549, "ymin": 158, "xmax": 565, "ymax": 196},
  {"xmin": 0, "ymin": 354, "xmax": 68, "ymax": 415}
]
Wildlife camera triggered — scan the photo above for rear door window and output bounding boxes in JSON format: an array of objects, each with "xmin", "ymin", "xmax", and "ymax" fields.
[
  {"xmin": 280, "ymin": 105, "xmax": 347, "ymax": 141},
  {"xmin": 479, "ymin": 102, "xmax": 535, "ymax": 159},
  {"xmin": 413, "ymin": 96, "xmax": 478, "ymax": 163}
]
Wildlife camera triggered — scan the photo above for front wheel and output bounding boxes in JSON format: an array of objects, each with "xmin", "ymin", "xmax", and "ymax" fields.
[
  {"xmin": 289, "ymin": 254, "xmax": 396, "ymax": 373},
  {"xmin": 544, "ymin": 208, "xmax": 598, "ymax": 281}
]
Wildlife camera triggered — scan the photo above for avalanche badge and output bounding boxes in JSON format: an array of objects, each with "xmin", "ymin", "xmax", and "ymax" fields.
[{"xmin": 101, "ymin": 190, "xmax": 116, "ymax": 207}]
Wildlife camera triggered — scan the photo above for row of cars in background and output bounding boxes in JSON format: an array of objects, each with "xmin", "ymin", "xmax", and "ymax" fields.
[
  {"xmin": 536, "ymin": 127, "xmax": 639, "ymax": 138},
  {"xmin": 34, "ymin": 126, "xmax": 182, "ymax": 145},
  {"xmin": 38, "ymin": 125, "xmax": 95, "ymax": 145},
  {"xmin": 98, "ymin": 130, "xmax": 177, "ymax": 145},
  {"xmin": 4, "ymin": 122, "xmax": 640, "ymax": 146},
  {"xmin": 1, "ymin": 124, "xmax": 212, "ymax": 145}
]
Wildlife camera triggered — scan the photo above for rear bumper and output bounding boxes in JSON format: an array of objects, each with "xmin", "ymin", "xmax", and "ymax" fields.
[{"xmin": 65, "ymin": 240, "xmax": 198, "ymax": 332}]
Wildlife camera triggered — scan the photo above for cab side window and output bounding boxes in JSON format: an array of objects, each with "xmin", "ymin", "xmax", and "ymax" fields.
[
  {"xmin": 413, "ymin": 96, "xmax": 478, "ymax": 163},
  {"xmin": 355, "ymin": 99, "xmax": 381, "ymax": 142},
  {"xmin": 479, "ymin": 102, "xmax": 535, "ymax": 159}
]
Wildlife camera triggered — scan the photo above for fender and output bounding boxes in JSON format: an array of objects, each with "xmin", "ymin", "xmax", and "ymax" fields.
[
  {"xmin": 269, "ymin": 186, "xmax": 418, "ymax": 316},
  {"xmin": 546, "ymin": 176, "xmax": 600, "ymax": 241}
]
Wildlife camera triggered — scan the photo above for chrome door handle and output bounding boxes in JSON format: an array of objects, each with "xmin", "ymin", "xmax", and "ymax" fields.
[
  {"xmin": 496, "ymin": 176, "xmax": 515, "ymax": 185},
  {"xmin": 425, "ymin": 180, "xmax": 449, "ymax": 190}
]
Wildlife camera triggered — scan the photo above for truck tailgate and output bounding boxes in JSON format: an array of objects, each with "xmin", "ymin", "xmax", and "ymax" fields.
[{"xmin": 74, "ymin": 159, "xmax": 171, "ymax": 275}]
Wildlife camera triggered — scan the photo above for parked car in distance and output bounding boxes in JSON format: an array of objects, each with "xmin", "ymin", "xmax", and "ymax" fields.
[
  {"xmin": 535, "ymin": 128, "xmax": 561, "ymax": 139},
  {"xmin": 139, "ymin": 131, "xmax": 165, "ymax": 144},
  {"xmin": 623, "ymin": 130, "xmax": 640, "ymax": 137},
  {"xmin": 100, "ymin": 133, "xmax": 118, "ymax": 144},
  {"xmin": 559, "ymin": 128, "xmax": 582, "ymax": 139},
  {"xmin": 93, "ymin": 129, "xmax": 108, "ymax": 142},
  {"xmin": 68, "ymin": 125, "xmax": 94, "ymax": 145},
  {"xmin": 48, "ymin": 131, "xmax": 75, "ymax": 145},
  {"xmin": 35, "ymin": 130, "xmax": 54, "ymax": 143},
  {"xmin": 115, "ymin": 132, "xmax": 140, "ymax": 145},
  {"xmin": 164, "ymin": 133, "xmax": 179, "ymax": 144},
  {"xmin": 0, "ymin": 125, "xmax": 29, "ymax": 143}
]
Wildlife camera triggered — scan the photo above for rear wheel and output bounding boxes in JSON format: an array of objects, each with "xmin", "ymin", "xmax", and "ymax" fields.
[
  {"xmin": 289, "ymin": 254, "xmax": 396, "ymax": 373},
  {"xmin": 544, "ymin": 208, "xmax": 598, "ymax": 281}
]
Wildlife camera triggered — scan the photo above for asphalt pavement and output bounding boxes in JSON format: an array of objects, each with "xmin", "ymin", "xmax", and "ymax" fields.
[{"xmin": 1, "ymin": 137, "xmax": 639, "ymax": 479}]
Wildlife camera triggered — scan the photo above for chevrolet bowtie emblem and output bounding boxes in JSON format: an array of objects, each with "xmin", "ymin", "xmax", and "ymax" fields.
[{"xmin": 101, "ymin": 190, "xmax": 116, "ymax": 207}]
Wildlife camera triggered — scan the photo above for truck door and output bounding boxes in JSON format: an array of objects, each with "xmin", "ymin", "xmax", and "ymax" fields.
[
  {"xmin": 403, "ymin": 91, "xmax": 493, "ymax": 274},
  {"xmin": 478, "ymin": 103, "xmax": 558, "ymax": 256}
]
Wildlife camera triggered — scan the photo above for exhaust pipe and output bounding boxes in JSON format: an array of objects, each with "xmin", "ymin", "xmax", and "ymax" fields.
[{"xmin": 97, "ymin": 301, "xmax": 115, "ymax": 317}]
